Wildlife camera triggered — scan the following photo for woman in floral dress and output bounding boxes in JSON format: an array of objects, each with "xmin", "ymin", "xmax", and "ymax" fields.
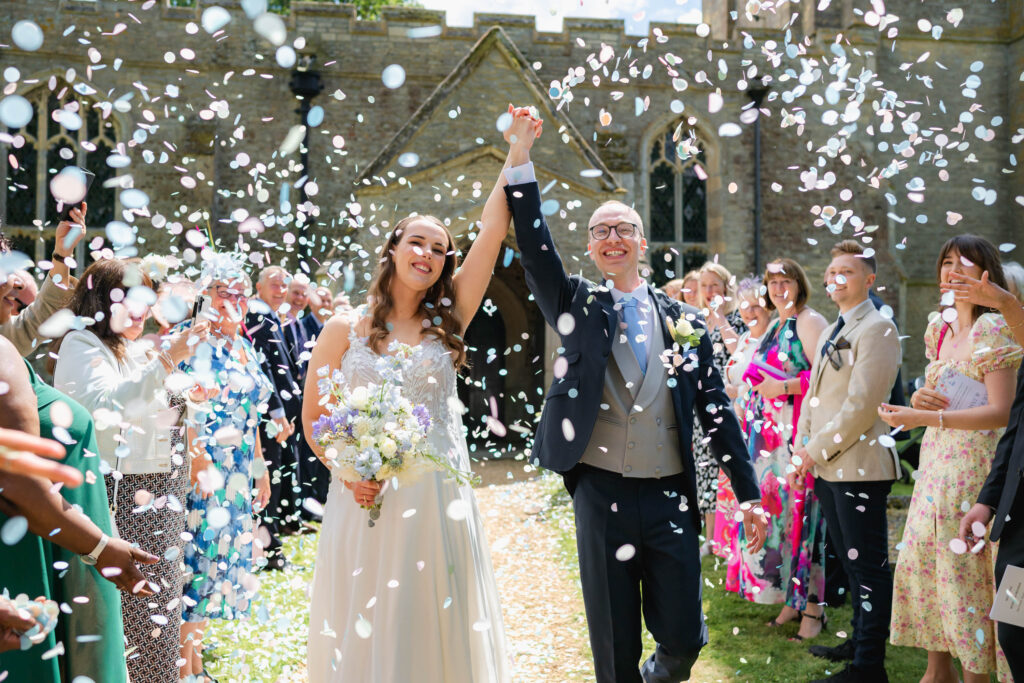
[
  {"xmin": 882, "ymin": 235, "xmax": 1022, "ymax": 683},
  {"xmin": 691, "ymin": 262, "xmax": 747, "ymax": 555},
  {"xmin": 178, "ymin": 257, "xmax": 274, "ymax": 681},
  {"xmin": 731, "ymin": 257, "xmax": 830, "ymax": 641},
  {"xmin": 716, "ymin": 278, "xmax": 774, "ymax": 573}
]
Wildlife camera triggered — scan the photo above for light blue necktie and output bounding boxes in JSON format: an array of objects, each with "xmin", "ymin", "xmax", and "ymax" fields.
[{"xmin": 621, "ymin": 297, "xmax": 648, "ymax": 374}]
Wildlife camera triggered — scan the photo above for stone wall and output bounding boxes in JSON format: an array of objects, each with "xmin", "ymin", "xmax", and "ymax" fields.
[{"xmin": 1, "ymin": 0, "xmax": 1021, "ymax": 378}]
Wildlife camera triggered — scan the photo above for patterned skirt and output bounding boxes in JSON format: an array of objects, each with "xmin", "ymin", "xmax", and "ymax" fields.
[
  {"xmin": 106, "ymin": 470, "xmax": 190, "ymax": 683},
  {"xmin": 691, "ymin": 419, "xmax": 720, "ymax": 515}
]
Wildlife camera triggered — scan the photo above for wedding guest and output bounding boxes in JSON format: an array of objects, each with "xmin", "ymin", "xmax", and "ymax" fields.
[
  {"xmin": 1003, "ymin": 261, "xmax": 1024, "ymax": 302},
  {"xmin": 283, "ymin": 273, "xmax": 329, "ymax": 511},
  {"xmin": 681, "ymin": 269, "xmax": 701, "ymax": 307},
  {"xmin": 955, "ymin": 267, "xmax": 1024, "ymax": 681},
  {"xmin": 716, "ymin": 277, "xmax": 772, "ymax": 570},
  {"xmin": 789, "ymin": 240, "xmax": 902, "ymax": 681},
  {"xmin": 0, "ymin": 205, "xmax": 86, "ymax": 355},
  {"xmin": 692, "ymin": 262, "xmax": 747, "ymax": 556},
  {"xmin": 178, "ymin": 255, "xmax": 273, "ymax": 681},
  {"xmin": 881, "ymin": 235, "xmax": 1021, "ymax": 683},
  {"xmin": 0, "ymin": 270, "xmax": 37, "ymax": 322},
  {"xmin": 52, "ymin": 258, "xmax": 209, "ymax": 683},
  {"xmin": 0, "ymin": 334, "xmax": 159, "ymax": 683},
  {"xmin": 309, "ymin": 285, "xmax": 336, "ymax": 323},
  {"xmin": 732, "ymin": 257, "xmax": 828, "ymax": 640},
  {"xmin": 661, "ymin": 278, "xmax": 684, "ymax": 301},
  {"xmin": 247, "ymin": 265, "xmax": 302, "ymax": 560}
]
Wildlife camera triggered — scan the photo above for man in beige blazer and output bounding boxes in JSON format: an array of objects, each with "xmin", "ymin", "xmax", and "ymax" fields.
[{"xmin": 787, "ymin": 240, "xmax": 901, "ymax": 683}]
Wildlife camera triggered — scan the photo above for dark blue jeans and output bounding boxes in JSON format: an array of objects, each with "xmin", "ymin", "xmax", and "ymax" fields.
[{"xmin": 815, "ymin": 478, "xmax": 893, "ymax": 672}]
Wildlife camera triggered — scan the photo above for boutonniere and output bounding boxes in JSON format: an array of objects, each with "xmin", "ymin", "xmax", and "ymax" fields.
[{"xmin": 667, "ymin": 315, "xmax": 704, "ymax": 349}]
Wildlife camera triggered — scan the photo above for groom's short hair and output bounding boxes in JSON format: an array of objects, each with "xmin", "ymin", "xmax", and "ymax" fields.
[
  {"xmin": 830, "ymin": 239, "xmax": 876, "ymax": 273},
  {"xmin": 591, "ymin": 200, "xmax": 644, "ymax": 237}
]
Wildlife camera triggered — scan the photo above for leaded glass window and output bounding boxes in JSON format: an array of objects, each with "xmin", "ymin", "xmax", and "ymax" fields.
[
  {"xmin": 647, "ymin": 126, "xmax": 708, "ymax": 286},
  {"xmin": 1, "ymin": 81, "xmax": 119, "ymax": 268}
]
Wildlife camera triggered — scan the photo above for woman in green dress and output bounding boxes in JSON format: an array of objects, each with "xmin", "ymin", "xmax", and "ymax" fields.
[{"xmin": 0, "ymin": 343, "xmax": 158, "ymax": 682}]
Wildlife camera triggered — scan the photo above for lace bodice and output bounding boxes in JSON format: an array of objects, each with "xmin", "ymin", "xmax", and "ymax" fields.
[{"xmin": 342, "ymin": 325, "xmax": 468, "ymax": 467}]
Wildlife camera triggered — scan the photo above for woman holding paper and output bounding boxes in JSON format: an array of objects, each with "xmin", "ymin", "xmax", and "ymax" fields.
[
  {"xmin": 881, "ymin": 235, "xmax": 1022, "ymax": 683},
  {"xmin": 729, "ymin": 257, "xmax": 830, "ymax": 642}
]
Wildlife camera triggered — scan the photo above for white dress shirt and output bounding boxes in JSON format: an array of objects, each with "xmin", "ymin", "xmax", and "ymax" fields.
[{"xmin": 611, "ymin": 281, "xmax": 658, "ymax": 360}]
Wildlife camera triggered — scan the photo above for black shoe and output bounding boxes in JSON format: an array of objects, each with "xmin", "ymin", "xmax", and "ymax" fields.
[
  {"xmin": 810, "ymin": 664, "xmax": 888, "ymax": 683},
  {"xmin": 808, "ymin": 639, "xmax": 855, "ymax": 662}
]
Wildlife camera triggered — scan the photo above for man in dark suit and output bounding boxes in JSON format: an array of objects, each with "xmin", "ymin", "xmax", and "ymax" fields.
[
  {"xmin": 959, "ymin": 287, "xmax": 1024, "ymax": 679},
  {"xmin": 282, "ymin": 273, "xmax": 328, "ymax": 509},
  {"xmin": 246, "ymin": 265, "xmax": 303, "ymax": 567},
  {"xmin": 503, "ymin": 112, "xmax": 765, "ymax": 683}
]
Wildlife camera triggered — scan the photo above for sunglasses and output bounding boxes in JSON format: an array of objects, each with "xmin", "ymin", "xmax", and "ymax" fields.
[{"xmin": 822, "ymin": 337, "xmax": 851, "ymax": 371}]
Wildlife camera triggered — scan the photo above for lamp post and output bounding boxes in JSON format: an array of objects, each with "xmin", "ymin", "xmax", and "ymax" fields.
[
  {"xmin": 289, "ymin": 56, "xmax": 323, "ymax": 266},
  {"xmin": 747, "ymin": 80, "xmax": 770, "ymax": 274}
]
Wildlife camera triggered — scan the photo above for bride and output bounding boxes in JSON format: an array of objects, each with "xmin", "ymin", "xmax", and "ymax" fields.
[{"xmin": 301, "ymin": 108, "xmax": 541, "ymax": 682}]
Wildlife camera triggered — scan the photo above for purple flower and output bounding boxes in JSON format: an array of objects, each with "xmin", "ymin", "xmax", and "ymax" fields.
[{"xmin": 412, "ymin": 405, "xmax": 431, "ymax": 430}]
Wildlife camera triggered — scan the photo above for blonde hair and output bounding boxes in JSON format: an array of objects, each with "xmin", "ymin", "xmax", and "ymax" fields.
[
  {"xmin": 661, "ymin": 278, "xmax": 684, "ymax": 301},
  {"xmin": 698, "ymin": 261, "xmax": 738, "ymax": 314},
  {"xmin": 1004, "ymin": 261, "xmax": 1024, "ymax": 303}
]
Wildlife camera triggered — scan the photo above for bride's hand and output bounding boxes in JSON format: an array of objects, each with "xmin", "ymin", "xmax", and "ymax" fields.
[{"xmin": 345, "ymin": 480, "xmax": 382, "ymax": 507}]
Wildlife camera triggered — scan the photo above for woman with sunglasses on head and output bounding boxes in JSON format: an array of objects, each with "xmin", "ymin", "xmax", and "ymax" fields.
[
  {"xmin": 880, "ymin": 235, "xmax": 1021, "ymax": 683},
  {"xmin": 53, "ymin": 257, "xmax": 209, "ymax": 683},
  {"xmin": 731, "ymin": 257, "xmax": 830, "ymax": 641}
]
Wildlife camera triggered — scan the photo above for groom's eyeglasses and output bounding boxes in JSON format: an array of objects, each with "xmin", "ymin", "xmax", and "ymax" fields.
[{"xmin": 589, "ymin": 222, "xmax": 638, "ymax": 240}]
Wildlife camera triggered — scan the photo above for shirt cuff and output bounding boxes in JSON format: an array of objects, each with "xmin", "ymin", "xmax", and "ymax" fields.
[
  {"xmin": 503, "ymin": 162, "xmax": 536, "ymax": 186},
  {"xmin": 269, "ymin": 408, "xmax": 286, "ymax": 420}
]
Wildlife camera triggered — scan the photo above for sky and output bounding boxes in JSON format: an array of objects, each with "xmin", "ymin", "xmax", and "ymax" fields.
[{"xmin": 417, "ymin": 0, "xmax": 703, "ymax": 36}]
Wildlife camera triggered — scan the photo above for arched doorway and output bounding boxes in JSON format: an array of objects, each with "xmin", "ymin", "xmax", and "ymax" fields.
[{"xmin": 459, "ymin": 306, "xmax": 507, "ymax": 436}]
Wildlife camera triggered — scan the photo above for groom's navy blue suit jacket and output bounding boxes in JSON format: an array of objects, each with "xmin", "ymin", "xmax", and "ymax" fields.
[{"xmin": 506, "ymin": 182, "xmax": 760, "ymax": 525}]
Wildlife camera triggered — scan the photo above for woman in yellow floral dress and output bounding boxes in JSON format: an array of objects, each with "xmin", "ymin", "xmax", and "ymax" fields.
[{"xmin": 880, "ymin": 235, "xmax": 1022, "ymax": 683}]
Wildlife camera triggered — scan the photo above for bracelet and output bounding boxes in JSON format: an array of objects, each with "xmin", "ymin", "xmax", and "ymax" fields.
[
  {"xmin": 938, "ymin": 409, "xmax": 944, "ymax": 430},
  {"xmin": 1008, "ymin": 316, "xmax": 1024, "ymax": 330},
  {"xmin": 51, "ymin": 251, "xmax": 68, "ymax": 263}
]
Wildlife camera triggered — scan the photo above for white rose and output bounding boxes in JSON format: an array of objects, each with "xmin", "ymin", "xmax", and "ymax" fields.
[
  {"xmin": 379, "ymin": 437, "xmax": 398, "ymax": 457},
  {"xmin": 352, "ymin": 417, "xmax": 372, "ymax": 438},
  {"xmin": 359, "ymin": 434, "xmax": 376, "ymax": 450},
  {"xmin": 348, "ymin": 386, "xmax": 370, "ymax": 411}
]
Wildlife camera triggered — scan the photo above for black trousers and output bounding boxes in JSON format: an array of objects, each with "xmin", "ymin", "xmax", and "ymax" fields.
[
  {"xmin": 295, "ymin": 424, "xmax": 330, "ymax": 513},
  {"xmin": 995, "ymin": 484, "xmax": 1024, "ymax": 681},
  {"xmin": 259, "ymin": 426, "xmax": 299, "ymax": 554},
  {"xmin": 568, "ymin": 464, "xmax": 707, "ymax": 683},
  {"xmin": 815, "ymin": 478, "xmax": 893, "ymax": 673}
]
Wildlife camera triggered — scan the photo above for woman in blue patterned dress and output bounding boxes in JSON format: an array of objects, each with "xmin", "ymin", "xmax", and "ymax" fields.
[{"xmin": 177, "ymin": 256, "xmax": 273, "ymax": 681}]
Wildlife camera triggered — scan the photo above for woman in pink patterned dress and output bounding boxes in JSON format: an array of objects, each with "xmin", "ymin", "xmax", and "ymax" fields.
[{"xmin": 880, "ymin": 235, "xmax": 1022, "ymax": 683}]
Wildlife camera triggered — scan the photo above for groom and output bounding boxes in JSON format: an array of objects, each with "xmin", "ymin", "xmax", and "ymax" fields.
[{"xmin": 502, "ymin": 118, "xmax": 766, "ymax": 682}]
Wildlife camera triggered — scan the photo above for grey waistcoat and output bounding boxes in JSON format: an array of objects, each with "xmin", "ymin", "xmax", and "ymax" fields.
[{"xmin": 579, "ymin": 314, "xmax": 684, "ymax": 478}]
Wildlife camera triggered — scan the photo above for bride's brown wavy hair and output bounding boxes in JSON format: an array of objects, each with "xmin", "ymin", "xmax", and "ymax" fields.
[{"xmin": 366, "ymin": 215, "xmax": 466, "ymax": 368}]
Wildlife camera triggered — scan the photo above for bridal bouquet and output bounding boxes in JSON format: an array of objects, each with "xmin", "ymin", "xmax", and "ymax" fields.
[{"xmin": 311, "ymin": 344, "xmax": 476, "ymax": 526}]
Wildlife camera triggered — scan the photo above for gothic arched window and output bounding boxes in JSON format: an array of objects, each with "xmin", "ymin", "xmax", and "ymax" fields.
[
  {"xmin": 1, "ymin": 80, "xmax": 118, "ymax": 267},
  {"xmin": 647, "ymin": 126, "xmax": 708, "ymax": 285}
]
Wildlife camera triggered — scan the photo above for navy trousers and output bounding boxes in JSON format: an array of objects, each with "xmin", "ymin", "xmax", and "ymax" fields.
[
  {"xmin": 568, "ymin": 464, "xmax": 707, "ymax": 683},
  {"xmin": 995, "ymin": 483, "xmax": 1024, "ymax": 681}
]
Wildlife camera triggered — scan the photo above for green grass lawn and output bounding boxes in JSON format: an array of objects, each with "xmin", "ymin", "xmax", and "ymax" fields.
[
  {"xmin": 541, "ymin": 477, "xmax": 940, "ymax": 683},
  {"xmin": 198, "ymin": 474, "xmax": 996, "ymax": 682}
]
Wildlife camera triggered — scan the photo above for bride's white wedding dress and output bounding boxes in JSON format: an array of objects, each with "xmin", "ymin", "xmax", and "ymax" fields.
[{"xmin": 306, "ymin": 325, "xmax": 512, "ymax": 682}]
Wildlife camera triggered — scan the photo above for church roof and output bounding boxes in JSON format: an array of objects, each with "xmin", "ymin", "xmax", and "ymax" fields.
[{"xmin": 354, "ymin": 26, "xmax": 622, "ymax": 193}]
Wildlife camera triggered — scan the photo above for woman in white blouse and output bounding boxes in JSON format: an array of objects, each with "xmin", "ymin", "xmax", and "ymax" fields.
[{"xmin": 53, "ymin": 258, "xmax": 208, "ymax": 683}]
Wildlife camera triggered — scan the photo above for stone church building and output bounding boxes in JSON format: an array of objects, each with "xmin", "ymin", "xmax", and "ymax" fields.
[{"xmin": 2, "ymin": 0, "xmax": 1022, "ymax": 442}]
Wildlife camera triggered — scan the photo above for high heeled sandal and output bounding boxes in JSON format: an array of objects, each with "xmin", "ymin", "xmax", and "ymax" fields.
[{"xmin": 787, "ymin": 610, "xmax": 828, "ymax": 642}]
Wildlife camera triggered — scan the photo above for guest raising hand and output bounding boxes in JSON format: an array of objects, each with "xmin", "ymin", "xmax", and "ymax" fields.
[{"xmin": 882, "ymin": 235, "xmax": 1021, "ymax": 683}]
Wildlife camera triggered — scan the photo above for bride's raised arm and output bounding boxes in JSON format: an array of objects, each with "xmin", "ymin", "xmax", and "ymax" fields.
[
  {"xmin": 452, "ymin": 107, "xmax": 542, "ymax": 331},
  {"xmin": 301, "ymin": 313, "xmax": 351, "ymax": 460}
]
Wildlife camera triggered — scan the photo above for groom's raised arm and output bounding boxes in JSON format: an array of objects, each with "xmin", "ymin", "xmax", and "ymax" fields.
[{"xmin": 503, "ymin": 147, "xmax": 579, "ymax": 325}]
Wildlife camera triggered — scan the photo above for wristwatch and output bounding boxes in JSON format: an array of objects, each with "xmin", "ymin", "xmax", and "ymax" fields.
[{"xmin": 80, "ymin": 533, "xmax": 109, "ymax": 566}]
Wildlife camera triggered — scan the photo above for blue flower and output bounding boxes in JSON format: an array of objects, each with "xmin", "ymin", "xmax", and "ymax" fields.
[{"xmin": 353, "ymin": 448, "xmax": 383, "ymax": 480}]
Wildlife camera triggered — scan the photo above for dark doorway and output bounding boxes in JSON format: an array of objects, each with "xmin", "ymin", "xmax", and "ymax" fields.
[{"xmin": 459, "ymin": 306, "xmax": 507, "ymax": 442}]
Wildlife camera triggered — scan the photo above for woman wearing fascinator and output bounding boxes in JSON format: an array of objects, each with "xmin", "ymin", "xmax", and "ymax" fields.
[
  {"xmin": 174, "ymin": 250, "xmax": 275, "ymax": 682},
  {"xmin": 300, "ymin": 107, "xmax": 542, "ymax": 682}
]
